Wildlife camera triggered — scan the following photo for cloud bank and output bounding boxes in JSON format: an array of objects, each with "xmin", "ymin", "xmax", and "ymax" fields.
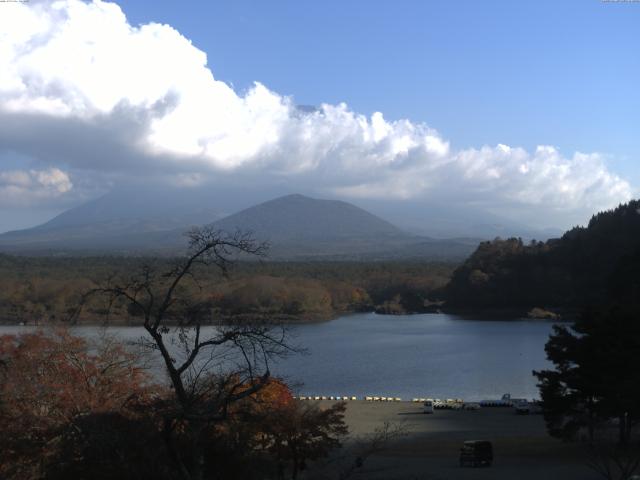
[
  {"xmin": 0, "ymin": 168, "xmax": 72, "ymax": 206},
  {"xmin": 0, "ymin": 0, "xmax": 634, "ymax": 227}
]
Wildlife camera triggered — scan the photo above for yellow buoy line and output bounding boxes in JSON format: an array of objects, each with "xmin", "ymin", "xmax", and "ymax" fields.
[
  {"xmin": 293, "ymin": 396, "xmax": 467, "ymax": 406},
  {"xmin": 293, "ymin": 395, "xmax": 536, "ymax": 411},
  {"xmin": 295, "ymin": 396, "xmax": 359, "ymax": 401}
]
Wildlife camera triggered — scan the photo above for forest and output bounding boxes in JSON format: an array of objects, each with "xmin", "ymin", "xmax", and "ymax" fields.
[
  {"xmin": 444, "ymin": 200, "xmax": 640, "ymax": 316},
  {"xmin": 4, "ymin": 200, "xmax": 640, "ymax": 325},
  {"xmin": 0, "ymin": 255, "xmax": 454, "ymax": 325}
]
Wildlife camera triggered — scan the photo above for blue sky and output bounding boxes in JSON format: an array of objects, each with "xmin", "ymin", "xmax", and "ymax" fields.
[
  {"xmin": 119, "ymin": 0, "xmax": 640, "ymax": 182},
  {"xmin": 0, "ymin": 0, "xmax": 639, "ymax": 233}
]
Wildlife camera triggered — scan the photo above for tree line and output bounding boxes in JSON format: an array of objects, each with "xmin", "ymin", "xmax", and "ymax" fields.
[
  {"xmin": 445, "ymin": 199, "xmax": 640, "ymax": 314},
  {"xmin": 0, "ymin": 255, "xmax": 454, "ymax": 325}
]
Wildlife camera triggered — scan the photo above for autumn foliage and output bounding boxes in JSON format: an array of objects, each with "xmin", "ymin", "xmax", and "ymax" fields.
[
  {"xmin": 0, "ymin": 330, "xmax": 155, "ymax": 479},
  {"xmin": 0, "ymin": 255, "xmax": 454, "ymax": 325},
  {"xmin": 0, "ymin": 330, "xmax": 347, "ymax": 480},
  {"xmin": 259, "ymin": 401, "xmax": 348, "ymax": 479}
]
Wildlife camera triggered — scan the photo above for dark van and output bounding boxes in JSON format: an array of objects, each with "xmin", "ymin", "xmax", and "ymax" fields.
[{"xmin": 459, "ymin": 440, "xmax": 493, "ymax": 467}]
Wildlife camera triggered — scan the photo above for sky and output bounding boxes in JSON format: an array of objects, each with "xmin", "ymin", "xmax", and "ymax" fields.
[{"xmin": 0, "ymin": 0, "xmax": 639, "ymax": 233}]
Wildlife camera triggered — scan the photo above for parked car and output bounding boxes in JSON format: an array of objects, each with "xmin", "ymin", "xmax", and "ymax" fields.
[
  {"xmin": 514, "ymin": 400, "xmax": 530, "ymax": 415},
  {"xmin": 433, "ymin": 399, "xmax": 446, "ymax": 409},
  {"xmin": 423, "ymin": 400, "xmax": 434, "ymax": 414},
  {"xmin": 530, "ymin": 400, "xmax": 544, "ymax": 414},
  {"xmin": 459, "ymin": 440, "xmax": 493, "ymax": 467}
]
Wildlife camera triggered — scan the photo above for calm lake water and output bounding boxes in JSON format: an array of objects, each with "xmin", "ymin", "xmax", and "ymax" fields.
[{"xmin": 0, "ymin": 313, "xmax": 557, "ymax": 401}]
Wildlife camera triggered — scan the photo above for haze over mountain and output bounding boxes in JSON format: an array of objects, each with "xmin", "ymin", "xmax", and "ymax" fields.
[
  {"xmin": 0, "ymin": 191, "xmax": 481, "ymax": 260},
  {"xmin": 360, "ymin": 199, "xmax": 563, "ymax": 240},
  {"xmin": 206, "ymin": 194, "xmax": 480, "ymax": 260},
  {"xmin": 0, "ymin": 186, "xmax": 228, "ymax": 252},
  {"xmin": 212, "ymin": 194, "xmax": 404, "ymax": 242}
]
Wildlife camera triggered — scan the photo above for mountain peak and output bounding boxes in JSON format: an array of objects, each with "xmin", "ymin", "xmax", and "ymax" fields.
[
  {"xmin": 211, "ymin": 194, "xmax": 405, "ymax": 243},
  {"xmin": 272, "ymin": 193, "xmax": 312, "ymax": 201},
  {"xmin": 0, "ymin": 192, "xmax": 478, "ymax": 260}
]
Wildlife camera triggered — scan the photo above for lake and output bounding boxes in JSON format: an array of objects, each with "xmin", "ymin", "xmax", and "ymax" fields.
[{"xmin": 0, "ymin": 313, "xmax": 557, "ymax": 402}]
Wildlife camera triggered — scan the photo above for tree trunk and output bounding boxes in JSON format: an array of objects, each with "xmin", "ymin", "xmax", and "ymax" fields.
[
  {"xmin": 291, "ymin": 451, "xmax": 299, "ymax": 480},
  {"xmin": 189, "ymin": 421, "xmax": 207, "ymax": 480},
  {"xmin": 588, "ymin": 407, "xmax": 595, "ymax": 444},
  {"xmin": 191, "ymin": 447, "xmax": 205, "ymax": 480},
  {"xmin": 162, "ymin": 417, "xmax": 191, "ymax": 480},
  {"xmin": 619, "ymin": 413, "xmax": 630, "ymax": 446}
]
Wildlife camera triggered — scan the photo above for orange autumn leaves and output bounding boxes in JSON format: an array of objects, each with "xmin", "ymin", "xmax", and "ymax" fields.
[
  {"xmin": 0, "ymin": 330, "xmax": 152, "ymax": 426},
  {"xmin": 0, "ymin": 330, "xmax": 156, "ymax": 477},
  {"xmin": 0, "ymin": 329, "xmax": 346, "ymax": 480}
]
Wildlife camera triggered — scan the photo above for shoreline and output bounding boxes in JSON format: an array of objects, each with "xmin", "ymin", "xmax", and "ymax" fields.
[{"xmin": 0, "ymin": 307, "xmax": 575, "ymax": 327}]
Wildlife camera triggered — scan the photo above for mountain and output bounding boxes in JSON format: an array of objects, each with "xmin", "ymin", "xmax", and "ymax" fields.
[
  {"xmin": 354, "ymin": 198, "xmax": 563, "ymax": 240},
  {"xmin": 207, "ymin": 194, "xmax": 478, "ymax": 260},
  {"xmin": 0, "ymin": 186, "xmax": 226, "ymax": 253},
  {"xmin": 0, "ymin": 192, "xmax": 478, "ymax": 260},
  {"xmin": 444, "ymin": 199, "xmax": 640, "ymax": 312},
  {"xmin": 212, "ymin": 194, "xmax": 403, "ymax": 242}
]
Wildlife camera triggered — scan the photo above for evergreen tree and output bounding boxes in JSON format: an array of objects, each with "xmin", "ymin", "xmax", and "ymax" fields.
[{"xmin": 534, "ymin": 307, "xmax": 640, "ymax": 445}]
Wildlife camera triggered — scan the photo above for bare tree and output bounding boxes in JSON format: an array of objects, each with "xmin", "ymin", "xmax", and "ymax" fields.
[
  {"xmin": 82, "ymin": 227, "xmax": 298, "ymax": 480},
  {"xmin": 335, "ymin": 421, "xmax": 407, "ymax": 480},
  {"xmin": 299, "ymin": 421, "xmax": 407, "ymax": 480},
  {"xmin": 586, "ymin": 443, "xmax": 640, "ymax": 480}
]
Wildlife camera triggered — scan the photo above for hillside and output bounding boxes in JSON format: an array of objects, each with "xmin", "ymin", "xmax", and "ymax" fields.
[
  {"xmin": 0, "ymin": 186, "xmax": 224, "ymax": 253},
  {"xmin": 0, "ymin": 192, "xmax": 478, "ymax": 260},
  {"xmin": 208, "ymin": 194, "xmax": 477, "ymax": 260},
  {"xmin": 444, "ymin": 200, "xmax": 640, "ymax": 313},
  {"xmin": 212, "ymin": 194, "xmax": 405, "ymax": 242}
]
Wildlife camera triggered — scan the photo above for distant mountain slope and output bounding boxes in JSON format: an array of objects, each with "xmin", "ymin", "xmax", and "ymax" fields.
[
  {"xmin": 0, "ymin": 186, "xmax": 223, "ymax": 252},
  {"xmin": 444, "ymin": 200, "xmax": 640, "ymax": 311},
  {"xmin": 211, "ymin": 194, "xmax": 404, "ymax": 241},
  {"xmin": 207, "ymin": 194, "xmax": 478, "ymax": 260},
  {"xmin": 359, "ymin": 199, "xmax": 563, "ymax": 240},
  {"xmin": 0, "ymin": 192, "xmax": 478, "ymax": 260}
]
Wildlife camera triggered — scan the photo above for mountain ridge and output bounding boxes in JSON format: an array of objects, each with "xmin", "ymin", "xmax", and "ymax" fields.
[{"xmin": 0, "ymin": 193, "xmax": 478, "ymax": 260}]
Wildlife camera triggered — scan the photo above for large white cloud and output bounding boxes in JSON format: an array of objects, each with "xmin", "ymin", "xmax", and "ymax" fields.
[
  {"xmin": 0, "ymin": 168, "xmax": 72, "ymax": 205},
  {"xmin": 0, "ymin": 0, "xmax": 634, "ymax": 225}
]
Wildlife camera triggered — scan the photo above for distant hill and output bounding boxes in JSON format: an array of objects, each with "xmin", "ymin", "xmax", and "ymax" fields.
[
  {"xmin": 213, "ymin": 193, "xmax": 404, "ymax": 241},
  {"xmin": 0, "ymin": 192, "xmax": 478, "ymax": 260},
  {"xmin": 444, "ymin": 200, "xmax": 640, "ymax": 312},
  {"xmin": 208, "ymin": 194, "xmax": 478, "ymax": 260},
  {"xmin": 359, "ymin": 199, "xmax": 563, "ymax": 241},
  {"xmin": 0, "ymin": 186, "xmax": 224, "ymax": 253}
]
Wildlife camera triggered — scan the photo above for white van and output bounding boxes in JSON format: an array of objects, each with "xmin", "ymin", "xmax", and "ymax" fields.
[{"xmin": 423, "ymin": 400, "xmax": 434, "ymax": 414}]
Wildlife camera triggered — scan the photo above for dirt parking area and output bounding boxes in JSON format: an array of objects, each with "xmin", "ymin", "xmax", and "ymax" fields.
[{"xmin": 310, "ymin": 400, "xmax": 601, "ymax": 480}]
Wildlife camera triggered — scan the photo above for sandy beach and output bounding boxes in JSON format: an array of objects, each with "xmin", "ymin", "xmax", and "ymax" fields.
[{"xmin": 308, "ymin": 400, "xmax": 601, "ymax": 480}]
